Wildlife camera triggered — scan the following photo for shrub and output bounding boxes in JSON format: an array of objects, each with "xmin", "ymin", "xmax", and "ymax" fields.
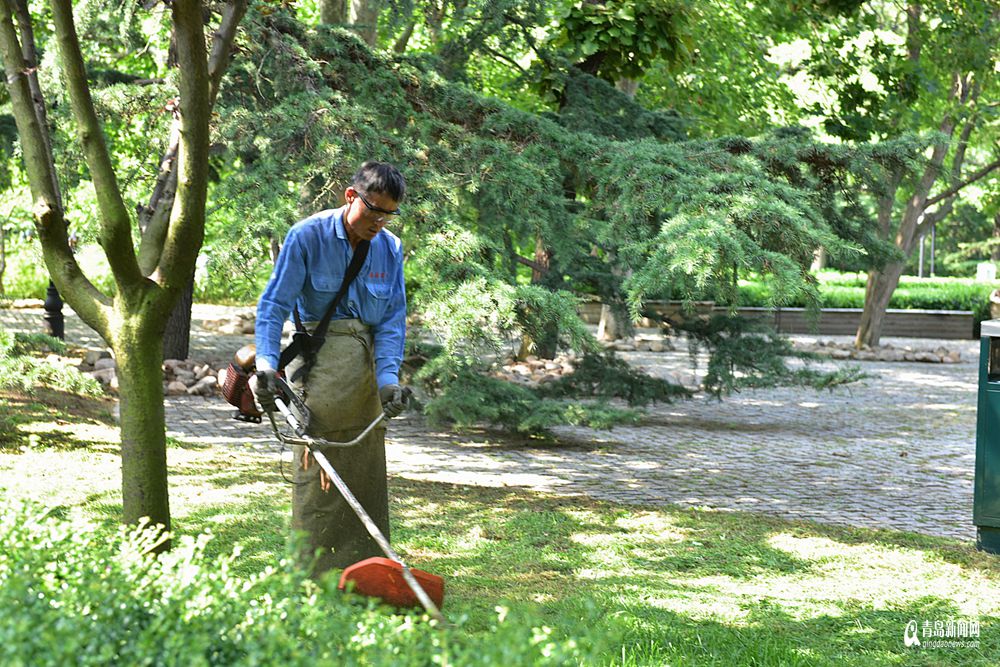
[
  {"xmin": 0, "ymin": 500, "xmax": 601, "ymax": 667},
  {"xmin": 737, "ymin": 273, "xmax": 1000, "ymax": 324},
  {"xmin": 0, "ymin": 328, "xmax": 100, "ymax": 396}
]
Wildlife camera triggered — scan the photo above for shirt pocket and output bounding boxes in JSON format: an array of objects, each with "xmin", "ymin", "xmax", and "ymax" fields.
[
  {"xmin": 361, "ymin": 280, "xmax": 392, "ymax": 323},
  {"xmin": 309, "ymin": 272, "xmax": 343, "ymax": 295}
]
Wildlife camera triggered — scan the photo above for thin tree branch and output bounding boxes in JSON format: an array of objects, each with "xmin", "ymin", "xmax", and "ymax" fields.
[
  {"xmin": 514, "ymin": 254, "xmax": 549, "ymax": 274},
  {"xmin": 140, "ymin": 0, "xmax": 246, "ymax": 278},
  {"xmin": 11, "ymin": 0, "xmax": 61, "ymax": 210},
  {"xmin": 207, "ymin": 0, "xmax": 248, "ymax": 106},
  {"xmin": 154, "ymin": 0, "xmax": 211, "ymax": 291},
  {"xmin": 0, "ymin": 0, "xmax": 110, "ymax": 333},
  {"xmin": 49, "ymin": 0, "xmax": 142, "ymax": 289},
  {"xmin": 923, "ymin": 158, "xmax": 1000, "ymax": 210}
]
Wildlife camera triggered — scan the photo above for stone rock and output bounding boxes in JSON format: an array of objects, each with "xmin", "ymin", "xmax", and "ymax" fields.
[
  {"xmin": 543, "ymin": 362, "xmax": 560, "ymax": 371},
  {"xmin": 163, "ymin": 359, "xmax": 184, "ymax": 373},
  {"xmin": 829, "ymin": 349, "xmax": 852, "ymax": 360},
  {"xmin": 83, "ymin": 349, "xmax": 112, "ymax": 366},
  {"xmin": 93, "ymin": 357, "xmax": 117, "ymax": 371},
  {"xmin": 165, "ymin": 381, "xmax": 188, "ymax": 396},
  {"xmin": 539, "ymin": 373, "xmax": 560, "ymax": 383},
  {"xmin": 187, "ymin": 377, "xmax": 217, "ymax": 396},
  {"xmin": 219, "ymin": 322, "xmax": 241, "ymax": 335},
  {"xmin": 945, "ymin": 351, "xmax": 961, "ymax": 363},
  {"xmin": 915, "ymin": 352, "xmax": 941, "ymax": 363},
  {"xmin": 615, "ymin": 343, "xmax": 636, "ymax": 351},
  {"xmin": 88, "ymin": 368, "xmax": 116, "ymax": 385},
  {"xmin": 649, "ymin": 340, "xmax": 666, "ymax": 352},
  {"xmin": 11, "ymin": 298, "xmax": 44, "ymax": 308},
  {"xmin": 194, "ymin": 364, "xmax": 213, "ymax": 380},
  {"xmin": 217, "ymin": 367, "xmax": 229, "ymax": 387},
  {"xmin": 878, "ymin": 349, "xmax": 906, "ymax": 362},
  {"xmin": 856, "ymin": 351, "xmax": 877, "ymax": 361},
  {"xmin": 174, "ymin": 369, "xmax": 196, "ymax": 382}
]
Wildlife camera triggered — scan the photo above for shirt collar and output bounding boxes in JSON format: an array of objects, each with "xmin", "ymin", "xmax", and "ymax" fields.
[{"xmin": 333, "ymin": 206, "xmax": 348, "ymax": 241}]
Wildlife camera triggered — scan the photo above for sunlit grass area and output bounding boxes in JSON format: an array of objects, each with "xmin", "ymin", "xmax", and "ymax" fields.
[{"xmin": 2, "ymin": 388, "xmax": 999, "ymax": 665}]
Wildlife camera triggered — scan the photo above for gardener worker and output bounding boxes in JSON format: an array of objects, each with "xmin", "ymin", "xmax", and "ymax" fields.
[{"xmin": 253, "ymin": 161, "xmax": 409, "ymax": 576}]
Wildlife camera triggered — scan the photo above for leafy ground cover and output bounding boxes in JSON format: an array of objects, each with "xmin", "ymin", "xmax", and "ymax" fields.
[{"xmin": 2, "ymin": 379, "xmax": 999, "ymax": 665}]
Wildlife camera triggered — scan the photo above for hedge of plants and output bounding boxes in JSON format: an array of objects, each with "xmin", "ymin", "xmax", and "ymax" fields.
[
  {"xmin": 0, "ymin": 500, "xmax": 600, "ymax": 667},
  {"xmin": 737, "ymin": 272, "xmax": 1000, "ymax": 323}
]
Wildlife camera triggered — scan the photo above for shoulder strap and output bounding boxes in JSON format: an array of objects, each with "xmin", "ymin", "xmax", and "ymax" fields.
[
  {"xmin": 314, "ymin": 239, "xmax": 370, "ymax": 340},
  {"xmin": 280, "ymin": 240, "xmax": 371, "ymax": 373}
]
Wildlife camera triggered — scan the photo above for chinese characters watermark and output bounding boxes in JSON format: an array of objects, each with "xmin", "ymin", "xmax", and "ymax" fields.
[{"xmin": 903, "ymin": 618, "xmax": 981, "ymax": 650}]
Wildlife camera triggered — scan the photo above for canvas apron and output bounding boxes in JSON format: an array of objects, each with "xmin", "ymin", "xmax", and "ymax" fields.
[{"xmin": 285, "ymin": 318, "xmax": 388, "ymax": 576}]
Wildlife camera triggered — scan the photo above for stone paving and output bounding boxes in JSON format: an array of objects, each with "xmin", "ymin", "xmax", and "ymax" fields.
[{"xmin": 1, "ymin": 304, "xmax": 982, "ymax": 541}]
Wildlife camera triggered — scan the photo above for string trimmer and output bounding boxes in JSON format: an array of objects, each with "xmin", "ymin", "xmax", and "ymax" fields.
[{"xmin": 265, "ymin": 376, "xmax": 446, "ymax": 624}]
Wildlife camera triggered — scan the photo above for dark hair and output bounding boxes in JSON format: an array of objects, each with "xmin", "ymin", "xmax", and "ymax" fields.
[{"xmin": 352, "ymin": 161, "xmax": 406, "ymax": 202}]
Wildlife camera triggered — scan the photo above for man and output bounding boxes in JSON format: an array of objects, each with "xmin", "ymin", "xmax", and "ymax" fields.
[{"xmin": 253, "ymin": 161, "xmax": 409, "ymax": 576}]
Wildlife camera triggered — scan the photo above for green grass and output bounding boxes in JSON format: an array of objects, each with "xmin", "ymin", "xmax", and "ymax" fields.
[{"xmin": 2, "ymin": 387, "xmax": 999, "ymax": 665}]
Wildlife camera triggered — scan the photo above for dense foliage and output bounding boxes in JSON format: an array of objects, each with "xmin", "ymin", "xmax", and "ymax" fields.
[
  {"xmin": 0, "ymin": 328, "xmax": 100, "ymax": 396},
  {"xmin": 2, "ymin": 0, "xmax": 995, "ymax": 433},
  {"xmin": 0, "ymin": 500, "xmax": 599, "ymax": 666},
  {"xmin": 198, "ymin": 12, "xmax": 922, "ymax": 429}
]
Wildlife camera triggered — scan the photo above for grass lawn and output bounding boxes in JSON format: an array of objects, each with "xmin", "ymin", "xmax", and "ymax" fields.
[{"xmin": 2, "ymin": 387, "xmax": 999, "ymax": 665}]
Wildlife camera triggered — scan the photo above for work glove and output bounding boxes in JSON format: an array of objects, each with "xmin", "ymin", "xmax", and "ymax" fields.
[
  {"xmin": 379, "ymin": 384, "xmax": 411, "ymax": 419},
  {"xmin": 254, "ymin": 368, "xmax": 279, "ymax": 413}
]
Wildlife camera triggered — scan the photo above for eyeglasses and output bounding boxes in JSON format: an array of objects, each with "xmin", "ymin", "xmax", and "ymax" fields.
[{"xmin": 354, "ymin": 190, "xmax": 401, "ymax": 223}]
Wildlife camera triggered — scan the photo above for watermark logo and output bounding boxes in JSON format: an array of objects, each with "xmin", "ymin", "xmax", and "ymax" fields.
[
  {"xmin": 903, "ymin": 620, "xmax": 920, "ymax": 647},
  {"xmin": 903, "ymin": 618, "xmax": 980, "ymax": 650}
]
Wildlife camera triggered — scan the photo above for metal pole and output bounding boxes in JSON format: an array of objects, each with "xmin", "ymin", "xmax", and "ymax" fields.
[
  {"xmin": 930, "ymin": 224, "xmax": 936, "ymax": 277},
  {"xmin": 918, "ymin": 234, "xmax": 924, "ymax": 278},
  {"xmin": 311, "ymin": 448, "xmax": 447, "ymax": 625}
]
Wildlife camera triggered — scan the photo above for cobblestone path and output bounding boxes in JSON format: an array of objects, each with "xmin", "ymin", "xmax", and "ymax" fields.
[{"xmin": 2, "ymin": 305, "xmax": 981, "ymax": 541}]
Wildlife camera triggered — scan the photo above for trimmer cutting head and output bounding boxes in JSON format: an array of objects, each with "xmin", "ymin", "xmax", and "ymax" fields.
[{"xmin": 339, "ymin": 557, "xmax": 445, "ymax": 610}]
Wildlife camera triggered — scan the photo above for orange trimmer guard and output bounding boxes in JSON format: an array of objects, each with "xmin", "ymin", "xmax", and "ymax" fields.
[{"xmin": 339, "ymin": 557, "xmax": 445, "ymax": 610}]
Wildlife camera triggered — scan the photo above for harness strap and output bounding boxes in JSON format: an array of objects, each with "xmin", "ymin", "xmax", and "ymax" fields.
[{"xmin": 280, "ymin": 239, "xmax": 371, "ymax": 380}]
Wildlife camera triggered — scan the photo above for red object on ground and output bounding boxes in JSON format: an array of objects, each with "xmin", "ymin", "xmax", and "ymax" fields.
[{"xmin": 338, "ymin": 557, "xmax": 445, "ymax": 610}]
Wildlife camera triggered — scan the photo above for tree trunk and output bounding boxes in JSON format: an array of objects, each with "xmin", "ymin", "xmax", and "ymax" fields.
[
  {"xmin": 162, "ymin": 274, "xmax": 194, "ymax": 360},
  {"xmin": 855, "ymin": 261, "xmax": 905, "ymax": 348},
  {"xmin": 615, "ymin": 78, "xmax": 638, "ymax": 98},
  {"xmin": 0, "ymin": 222, "xmax": 5, "ymax": 295},
  {"xmin": 349, "ymin": 0, "xmax": 379, "ymax": 46},
  {"xmin": 597, "ymin": 304, "xmax": 619, "ymax": 340},
  {"xmin": 992, "ymin": 211, "xmax": 1000, "ymax": 262},
  {"xmin": 320, "ymin": 0, "xmax": 346, "ymax": 24},
  {"xmin": 810, "ymin": 247, "xmax": 827, "ymax": 272},
  {"xmin": 114, "ymin": 319, "xmax": 171, "ymax": 547},
  {"xmin": 532, "ymin": 233, "xmax": 558, "ymax": 359}
]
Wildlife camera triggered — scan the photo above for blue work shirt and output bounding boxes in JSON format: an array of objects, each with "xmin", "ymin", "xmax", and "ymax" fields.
[{"xmin": 255, "ymin": 207, "xmax": 406, "ymax": 388}]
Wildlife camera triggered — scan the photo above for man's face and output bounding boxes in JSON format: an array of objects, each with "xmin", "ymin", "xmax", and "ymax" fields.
[{"xmin": 344, "ymin": 186, "xmax": 400, "ymax": 244}]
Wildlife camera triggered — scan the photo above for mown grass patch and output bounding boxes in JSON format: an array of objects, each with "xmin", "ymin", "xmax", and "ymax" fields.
[{"xmin": 2, "ymin": 386, "xmax": 999, "ymax": 665}]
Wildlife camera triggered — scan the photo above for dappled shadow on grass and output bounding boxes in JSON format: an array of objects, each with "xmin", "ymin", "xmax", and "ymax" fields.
[
  {"xmin": 166, "ymin": 455, "xmax": 292, "ymax": 577},
  {"xmin": 385, "ymin": 477, "xmax": 1000, "ymax": 666},
  {"xmin": 0, "ymin": 388, "xmax": 117, "ymax": 452}
]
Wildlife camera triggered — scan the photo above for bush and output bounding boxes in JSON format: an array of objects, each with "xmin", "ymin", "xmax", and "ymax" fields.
[
  {"xmin": 0, "ymin": 500, "xmax": 600, "ymax": 667},
  {"xmin": 737, "ymin": 273, "xmax": 1000, "ymax": 324},
  {"xmin": 0, "ymin": 328, "xmax": 100, "ymax": 396}
]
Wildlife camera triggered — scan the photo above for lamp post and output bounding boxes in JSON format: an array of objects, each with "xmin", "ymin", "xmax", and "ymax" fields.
[
  {"xmin": 42, "ymin": 231, "xmax": 74, "ymax": 340},
  {"xmin": 43, "ymin": 279, "xmax": 64, "ymax": 339}
]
